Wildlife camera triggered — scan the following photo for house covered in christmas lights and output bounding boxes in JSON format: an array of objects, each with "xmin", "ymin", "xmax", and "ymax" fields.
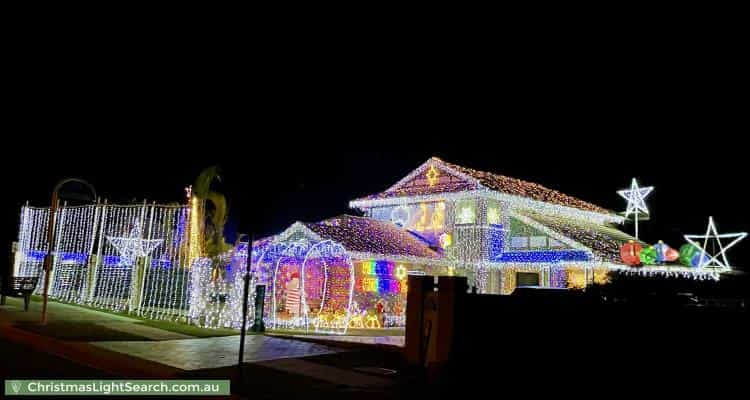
[
  {"xmin": 250, "ymin": 157, "xmax": 721, "ymax": 332},
  {"xmin": 12, "ymin": 157, "xmax": 731, "ymax": 333}
]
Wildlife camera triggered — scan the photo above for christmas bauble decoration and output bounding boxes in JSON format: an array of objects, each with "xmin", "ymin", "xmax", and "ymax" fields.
[
  {"xmin": 639, "ymin": 246, "xmax": 657, "ymax": 265},
  {"xmin": 691, "ymin": 252, "xmax": 711, "ymax": 268},
  {"xmin": 654, "ymin": 240, "xmax": 679, "ymax": 263},
  {"xmin": 679, "ymin": 244, "xmax": 698, "ymax": 267},
  {"xmin": 620, "ymin": 241, "xmax": 642, "ymax": 266},
  {"xmin": 664, "ymin": 247, "xmax": 679, "ymax": 262}
]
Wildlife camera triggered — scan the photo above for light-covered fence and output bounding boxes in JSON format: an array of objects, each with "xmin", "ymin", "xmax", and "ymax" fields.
[{"xmin": 14, "ymin": 203, "xmax": 193, "ymax": 321}]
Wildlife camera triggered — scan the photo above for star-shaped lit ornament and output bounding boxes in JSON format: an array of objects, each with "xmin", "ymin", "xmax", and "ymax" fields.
[
  {"xmin": 684, "ymin": 217, "xmax": 747, "ymax": 269},
  {"xmin": 426, "ymin": 165, "xmax": 440, "ymax": 187},
  {"xmin": 106, "ymin": 221, "xmax": 163, "ymax": 267},
  {"xmin": 617, "ymin": 178, "xmax": 654, "ymax": 218}
]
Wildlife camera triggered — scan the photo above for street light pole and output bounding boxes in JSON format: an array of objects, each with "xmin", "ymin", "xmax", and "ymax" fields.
[
  {"xmin": 238, "ymin": 233, "xmax": 254, "ymax": 367},
  {"xmin": 40, "ymin": 178, "xmax": 96, "ymax": 325}
]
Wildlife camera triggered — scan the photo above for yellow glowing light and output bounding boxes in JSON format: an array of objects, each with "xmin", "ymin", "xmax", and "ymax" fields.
[
  {"xmin": 439, "ymin": 233, "xmax": 453, "ymax": 249},
  {"xmin": 361, "ymin": 260, "xmax": 374, "ymax": 275},
  {"xmin": 447, "ymin": 267, "xmax": 455, "ymax": 276},
  {"xmin": 317, "ymin": 314, "xmax": 332, "ymax": 328},
  {"xmin": 593, "ymin": 269, "xmax": 610, "ymax": 285},
  {"xmin": 426, "ymin": 165, "xmax": 440, "ymax": 187},
  {"xmin": 415, "ymin": 203, "xmax": 430, "ymax": 232},
  {"xmin": 362, "ymin": 276, "xmax": 378, "ymax": 292},
  {"xmin": 566, "ymin": 269, "xmax": 586, "ymax": 289},
  {"xmin": 187, "ymin": 195, "xmax": 203, "ymax": 266},
  {"xmin": 431, "ymin": 201, "xmax": 445, "ymax": 231},
  {"xmin": 365, "ymin": 315, "xmax": 381, "ymax": 329},
  {"xmin": 349, "ymin": 315, "xmax": 364, "ymax": 328},
  {"xmin": 395, "ymin": 264, "xmax": 407, "ymax": 280},
  {"xmin": 333, "ymin": 313, "xmax": 346, "ymax": 328}
]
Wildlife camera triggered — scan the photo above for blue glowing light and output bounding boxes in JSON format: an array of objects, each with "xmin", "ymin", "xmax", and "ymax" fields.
[
  {"xmin": 496, "ymin": 251, "xmax": 590, "ymax": 263},
  {"xmin": 60, "ymin": 252, "xmax": 89, "ymax": 264},
  {"xmin": 26, "ymin": 250, "xmax": 47, "ymax": 261},
  {"xmin": 488, "ymin": 226, "xmax": 505, "ymax": 259},
  {"xmin": 103, "ymin": 255, "xmax": 122, "ymax": 265},
  {"xmin": 151, "ymin": 259, "xmax": 173, "ymax": 268},
  {"xmin": 488, "ymin": 224, "xmax": 590, "ymax": 263},
  {"xmin": 27, "ymin": 250, "xmax": 90, "ymax": 264}
]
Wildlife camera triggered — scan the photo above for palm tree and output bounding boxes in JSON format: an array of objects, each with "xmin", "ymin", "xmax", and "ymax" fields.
[{"xmin": 193, "ymin": 166, "xmax": 232, "ymax": 277}]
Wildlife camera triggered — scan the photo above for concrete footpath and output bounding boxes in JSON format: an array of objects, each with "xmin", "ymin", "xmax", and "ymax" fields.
[{"xmin": 1, "ymin": 297, "xmax": 401, "ymax": 394}]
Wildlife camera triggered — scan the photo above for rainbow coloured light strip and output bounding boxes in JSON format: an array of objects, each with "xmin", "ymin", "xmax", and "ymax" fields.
[{"xmin": 356, "ymin": 260, "xmax": 407, "ymax": 294}]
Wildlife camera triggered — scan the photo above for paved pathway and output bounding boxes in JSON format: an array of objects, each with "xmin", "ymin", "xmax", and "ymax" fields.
[
  {"xmin": 94, "ymin": 335, "xmax": 339, "ymax": 370},
  {"xmin": 95, "ymin": 322, "xmax": 193, "ymax": 340},
  {"xmin": 288, "ymin": 334, "xmax": 405, "ymax": 347}
]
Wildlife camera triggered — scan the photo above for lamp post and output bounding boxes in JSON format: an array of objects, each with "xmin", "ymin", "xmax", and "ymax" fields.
[
  {"xmin": 238, "ymin": 233, "xmax": 254, "ymax": 367},
  {"xmin": 40, "ymin": 178, "xmax": 96, "ymax": 325}
]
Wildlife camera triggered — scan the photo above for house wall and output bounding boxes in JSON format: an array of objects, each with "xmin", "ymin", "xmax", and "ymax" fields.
[{"xmin": 359, "ymin": 194, "xmax": 607, "ymax": 295}]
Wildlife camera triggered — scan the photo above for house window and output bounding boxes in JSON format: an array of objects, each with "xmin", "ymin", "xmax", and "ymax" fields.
[
  {"xmin": 516, "ymin": 272, "xmax": 540, "ymax": 287},
  {"xmin": 510, "ymin": 237, "xmax": 529, "ymax": 249},
  {"xmin": 486, "ymin": 200, "xmax": 502, "ymax": 225},
  {"xmin": 455, "ymin": 199, "xmax": 476, "ymax": 225},
  {"xmin": 529, "ymin": 236, "xmax": 547, "ymax": 248}
]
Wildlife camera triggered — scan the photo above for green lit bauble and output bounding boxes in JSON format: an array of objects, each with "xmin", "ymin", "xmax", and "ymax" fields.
[
  {"xmin": 679, "ymin": 244, "xmax": 698, "ymax": 266},
  {"xmin": 639, "ymin": 246, "xmax": 657, "ymax": 265}
]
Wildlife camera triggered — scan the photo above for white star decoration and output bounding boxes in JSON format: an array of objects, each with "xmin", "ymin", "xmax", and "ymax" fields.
[
  {"xmin": 106, "ymin": 221, "xmax": 163, "ymax": 267},
  {"xmin": 617, "ymin": 178, "xmax": 654, "ymax": 217},
  {"xmin": 684, "ymin": 216, "xmax": 747, "ymax": 269}
]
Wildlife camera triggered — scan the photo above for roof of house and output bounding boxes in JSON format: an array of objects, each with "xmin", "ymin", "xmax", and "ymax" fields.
[
  {"xmin": 523, "ymin": 212, "xmax": 642, "ymax": 262},
  {"xmin": 355, "ymin": 157, "xmax": 612, "ymax": 215},
  {"xmin": 305, "ymin": 215, "xmax": 441, "ymax": 259}
]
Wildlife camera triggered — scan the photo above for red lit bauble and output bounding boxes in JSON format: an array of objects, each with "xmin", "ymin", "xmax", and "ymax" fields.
[
  {"xmin": 664, "ymin": 247, "xmax": 679, "ymax": 262},
  {"xmin": 620, "ymin": 241, "xmax": 643, "ymax": 266}
]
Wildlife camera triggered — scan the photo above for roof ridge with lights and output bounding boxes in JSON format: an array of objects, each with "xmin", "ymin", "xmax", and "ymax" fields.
[{"xmin": 354, "ymin": 156, "xmax": 613, "ymax": 215}]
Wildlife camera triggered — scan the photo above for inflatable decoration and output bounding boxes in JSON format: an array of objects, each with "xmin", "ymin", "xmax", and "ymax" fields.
[
  {"xmin": 654, "ymin": 240, "xmax": 679, "ymax": 263},
  {"xmin": 639, "ymin": 245, "xmax": 657, "ymax": 265},
  {"xmin": 620, "ymin": 240, "xmax": 642, "ymax": 266},
  {"xmin": 678, "ymin": 243, "xmax": 710, "ymax": 267}
]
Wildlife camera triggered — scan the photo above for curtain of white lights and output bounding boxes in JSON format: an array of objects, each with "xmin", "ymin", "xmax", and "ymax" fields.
[{"xmin": 15, "ymin": 203, "xmax": 190, "ymax": 320}]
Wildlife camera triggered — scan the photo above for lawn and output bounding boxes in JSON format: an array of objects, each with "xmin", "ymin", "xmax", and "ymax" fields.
[{"xmin": 26, "ymin": 295, "xmax": 242, "ymax": 338}]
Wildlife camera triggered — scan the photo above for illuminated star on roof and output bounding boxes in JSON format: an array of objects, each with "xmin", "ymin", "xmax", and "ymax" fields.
[
  {"xmin": 425, "ymin": 165, "xmax": 440, "ymax": 187},
  {"xmin": 617, "ymin": 178, "xmax": 654, "ymax": 217}
]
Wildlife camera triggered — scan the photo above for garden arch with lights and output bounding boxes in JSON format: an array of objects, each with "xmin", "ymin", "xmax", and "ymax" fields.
[{"xmin": 256, "ymin": 239, "xmax": 355, "ymax": 334}]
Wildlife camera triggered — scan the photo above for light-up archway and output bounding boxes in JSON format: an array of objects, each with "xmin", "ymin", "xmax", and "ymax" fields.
[
  {"xmin": 301, "ymin": 240, "xmax": 354, "ymax": 334},
  {"xmin": 257, "ymin": 239, "xmax": 354, "ymax": 334}
]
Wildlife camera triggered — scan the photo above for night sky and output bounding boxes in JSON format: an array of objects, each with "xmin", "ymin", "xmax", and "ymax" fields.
[{"xmin": 3, "ymin": 40, "xmax": 747, "ymax": 274}]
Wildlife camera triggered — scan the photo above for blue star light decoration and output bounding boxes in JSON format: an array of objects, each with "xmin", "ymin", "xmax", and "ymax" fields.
[
  {"xmin": 684, "ymin": 216, "xmax": 747, "ymax": 269},
  {"xmin": 106, "ymin": 221, "xmax": 163, "ymax": 267},
  {"xmin": 617, "ymin": 178, "xmax": 654, "ymax": 218}
]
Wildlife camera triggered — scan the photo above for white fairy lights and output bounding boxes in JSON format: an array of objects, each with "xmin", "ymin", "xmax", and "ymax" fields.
[
  {"xmin": 617, "ymin": 178, "xmax": 654, "ymax": 240},
  {"xmin": 16, "ymin": 205, "xmax": 50, "ymax": 278},
  {"xmin": 17, "ymin": 203, "xmax": 191, "ymax": 321},
  {"xmin": 106, "ymin": 220, "xmax": 163, "ymax": 269}
]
